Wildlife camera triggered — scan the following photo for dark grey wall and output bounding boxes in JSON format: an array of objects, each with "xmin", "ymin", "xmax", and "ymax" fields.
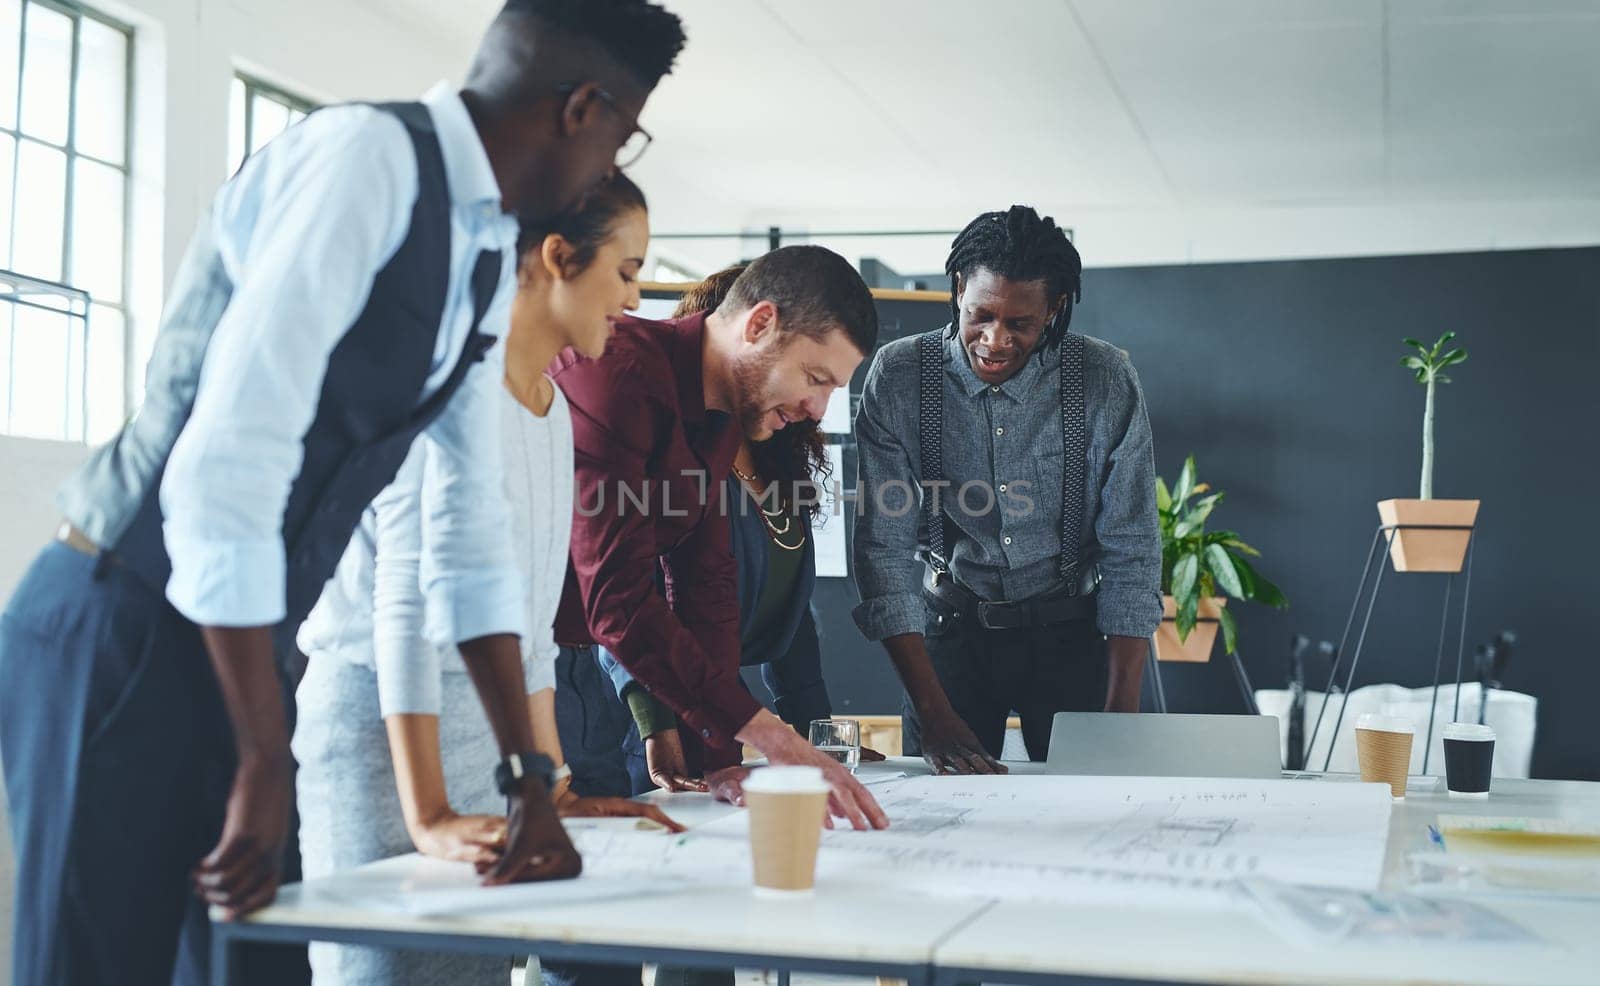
[{"xmin": 795, "ymin": 246, "xmax": 1598, "ymax": 781}]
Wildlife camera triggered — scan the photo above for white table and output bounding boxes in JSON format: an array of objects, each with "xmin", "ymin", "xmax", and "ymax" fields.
[
  {"xmin": 211, "ymin": 761, "xmax": 974, "ymax": 985},
  {"xmin": 931, "ymin": 775, "xmax": 1600, "ymax": 986},
  {"xmin": 214, "ymin": 763, "xmax": 1600, "ymax": 986}
]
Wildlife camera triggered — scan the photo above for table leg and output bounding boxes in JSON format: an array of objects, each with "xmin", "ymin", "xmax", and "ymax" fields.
[{"xmin": 208, "ymin": 919, "xmax": 235, "ymax": 986}]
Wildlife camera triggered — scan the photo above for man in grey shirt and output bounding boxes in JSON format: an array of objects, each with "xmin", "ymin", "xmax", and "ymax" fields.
[{"xmin": 852, "ymin": 206, "xmax": 1162, "ymax": 774}]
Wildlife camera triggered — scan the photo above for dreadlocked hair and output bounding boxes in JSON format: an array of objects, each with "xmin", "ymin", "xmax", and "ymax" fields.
[
  {"xmin": 673, "ymin": 264, "xmax": 829, "ymax": 520},
  {"xmin": 500, "ymin": 0, "xmax": 687, "ymax": 89},
  {"xmin": 943, "ymin": 205, "xmax": 1082, "ymax": 355}
]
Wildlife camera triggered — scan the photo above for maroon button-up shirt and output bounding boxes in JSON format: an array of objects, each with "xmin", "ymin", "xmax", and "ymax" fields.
[{"xmin": 551, "ymin": 312, "xmax": 759, "ymax": 769}]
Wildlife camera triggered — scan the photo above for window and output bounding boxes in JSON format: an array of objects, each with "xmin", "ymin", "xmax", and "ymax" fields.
[
  {"xmin": 229, "ymin": 73, "xmax": 314, "ymax": 173},
  {"xmin": 1, "ymin": 0, "xmax": 132, "ymax": 443}
]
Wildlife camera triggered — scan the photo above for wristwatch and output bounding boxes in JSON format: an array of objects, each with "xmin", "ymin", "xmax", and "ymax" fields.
[{"xmin": 494, "ymin": 751, "xmax": 557, "ymax": 796}]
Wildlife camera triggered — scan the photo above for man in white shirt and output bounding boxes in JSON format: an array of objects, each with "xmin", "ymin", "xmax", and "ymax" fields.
[{"xmin": 0, "ymin": 3, "xmax": 686, "ymax": 984}]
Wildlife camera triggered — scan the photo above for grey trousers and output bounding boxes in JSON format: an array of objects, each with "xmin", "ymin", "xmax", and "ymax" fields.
[{"xmin": 294, "ymin": 657, "xmax": 512, "ymax": 986}]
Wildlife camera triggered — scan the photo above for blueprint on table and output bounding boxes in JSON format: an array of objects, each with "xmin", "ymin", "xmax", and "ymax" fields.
[{"xmin": 567, "ymin": 775, "xmax": 1393, "ymax": 906}]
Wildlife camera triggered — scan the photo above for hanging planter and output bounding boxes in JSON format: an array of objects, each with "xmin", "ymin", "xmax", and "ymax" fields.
[{"xmin": 1382, "ymin": 333, "xmax": 1476, "ymax": 574}]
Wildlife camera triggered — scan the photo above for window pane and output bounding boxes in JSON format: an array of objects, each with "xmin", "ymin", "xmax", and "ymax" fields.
[
  {"xmin": 74, "ymin": 17, "xmax": 126, "ymax": 164},
  {"xmin": 86, "ymin": 301, "xmax": 123, "ymax": 443},
  {"xmin": 0, "ymin": 304, "xmax": 12, "ymax": 425},
  {"xmin": 9, "ymin": 303, "xmax": 71, "ymax": 439},
  {"xmin": 248, "ymin": 93, "xmax": 289, "ymax": 155},
  {"xmin": 19, "ymin": 2, "xmax": 71, "ymax": 146},
  {"xmin": 66, "ymin": 285, "xmax": 84, "ymax": 438},
  {"xmin": 0, "ymin": 132, "xmax": 14, "ymax": 269},
  {"xmin": 0, "ymin": 0, "xmax": 20, "ymax": 131},
  {"xmin": 13, "ymin": 138, "xmax": 65, "ymax": 280},
  {"xmin": 69, "ymin": 157, "xmax": 123, "ymax": 301},
  {"xmin": 228, "ymin": 76, "xmax": 245, "ymax": 173}
]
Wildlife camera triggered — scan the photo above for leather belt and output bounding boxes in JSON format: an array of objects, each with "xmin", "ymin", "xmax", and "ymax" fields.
[
  {"xmin": 57, "ymin": 522, "xmax": 103, "ymax": 557},
  {"xmin": 922, "ymin": 570, "xmax": 1096, "ymax": 631}
]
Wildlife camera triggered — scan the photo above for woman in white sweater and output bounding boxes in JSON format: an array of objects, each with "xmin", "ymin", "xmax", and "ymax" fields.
[{"xmin": 293, "ymin": 174, "xmax": 673, "ymax": 986}]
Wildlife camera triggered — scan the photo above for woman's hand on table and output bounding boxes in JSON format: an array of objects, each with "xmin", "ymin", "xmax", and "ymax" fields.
[
  {"xmin": 412, "ymin": 811, "xmax": 506, "ymax": 866},
  {"xmin": 645, "ymin": 729, "xmax": 709, "ymax": 793},
  {"xmin": 553, "ymin": 788, "xmax": 686, "ymax": 832}
]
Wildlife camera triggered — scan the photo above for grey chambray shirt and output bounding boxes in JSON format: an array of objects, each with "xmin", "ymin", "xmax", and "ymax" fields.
[{"xmin": 850, "ymin": 328, "xmax": 1162, "ymax": 642}]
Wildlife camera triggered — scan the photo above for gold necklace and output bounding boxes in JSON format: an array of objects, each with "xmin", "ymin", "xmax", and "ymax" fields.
[
  {"xmin": 732, "ymin": 461, "xmax": 793, "ymax": 534},
  {"xmin": 760, "ymin": 507, "xmax": 805, "ymax": 550}
]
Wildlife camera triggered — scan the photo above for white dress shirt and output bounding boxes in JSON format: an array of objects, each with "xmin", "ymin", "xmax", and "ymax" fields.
[
  {"xmin": 157, "ymin": 82, "xmax": 524, "ymax": 647},
  {"xmin": 298, "ymin": 382, "xmax": 574, "ymax": 717}
]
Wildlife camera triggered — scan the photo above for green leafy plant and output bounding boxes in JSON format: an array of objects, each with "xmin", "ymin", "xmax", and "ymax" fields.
[
  {"xmin": 1401, "ymin": 332, "xmax": 1468, "ymax": 500},
  {"xmin": 1157, "ymin": 456, "xmax": 1288, "ymax": 654}
]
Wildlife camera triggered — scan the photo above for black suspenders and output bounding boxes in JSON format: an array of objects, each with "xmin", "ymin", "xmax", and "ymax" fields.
[{"xmin": 918, "ymin": 328, "xmax": 1088, "ymax": 596}]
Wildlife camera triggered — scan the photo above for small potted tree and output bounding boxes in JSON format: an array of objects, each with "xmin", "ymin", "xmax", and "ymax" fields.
[
  {"xmin": 1155, "ymin": 456, "xmax": 1288, "ymax": 662},
  {"xmin": 1378, "ymin": 332, "xmax": 1478, "ymax": 572}
]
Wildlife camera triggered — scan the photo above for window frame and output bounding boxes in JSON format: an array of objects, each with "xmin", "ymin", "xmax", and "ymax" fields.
[
  {"xmin": 2, "ymin": 0, "xmax": 135, "ymax": 442},
  {"xmin": 233, "ymin": 70, "xmax": 315, "ymax": 172}
]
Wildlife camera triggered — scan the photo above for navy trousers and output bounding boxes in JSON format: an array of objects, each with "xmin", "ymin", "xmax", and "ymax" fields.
[
  {"xmin": 546, "ymin": 646, "xmax": 638, "ymax": 986},
  {"xmin": 0, "ymin": 543, "xmax": 306, "ymax": 986}
]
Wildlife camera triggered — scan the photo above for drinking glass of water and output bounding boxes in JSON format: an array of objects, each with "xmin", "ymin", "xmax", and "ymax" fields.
[{"xmin": 808, "ymin": 718, "xmax": 861, "ymax": 774}]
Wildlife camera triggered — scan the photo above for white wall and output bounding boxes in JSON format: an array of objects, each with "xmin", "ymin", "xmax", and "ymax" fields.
[
  {"xmin": 91, "ymin": 0, "xmax": 485, "ymax": 371},
  {"xmin": 0, "ymin": 436, "xmax": 89, "ymax": 604}
]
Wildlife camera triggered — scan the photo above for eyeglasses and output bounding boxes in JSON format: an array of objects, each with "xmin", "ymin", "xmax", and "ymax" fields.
[{"xmin": 557, "ymin": 83, "xmax": 654, "ymax": 169}]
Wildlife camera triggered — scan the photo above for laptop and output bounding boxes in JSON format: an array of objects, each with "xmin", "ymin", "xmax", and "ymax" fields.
[{"xmin": 1044, "ymin": 712, "xmax": 1283, "ymax": 778}]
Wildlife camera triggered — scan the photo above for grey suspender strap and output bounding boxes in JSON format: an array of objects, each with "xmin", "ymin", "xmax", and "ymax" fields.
[
  {"xmin": 1057, "ymin": 332, "xmax": 1087, "ymax": 591},
  {"xmin": 917, "ymin": 328, "xmax": 1088, "ymax": 595},
  {"xmin": 918, "ymin": 331, "xmax": 951, "ymax": 579}
]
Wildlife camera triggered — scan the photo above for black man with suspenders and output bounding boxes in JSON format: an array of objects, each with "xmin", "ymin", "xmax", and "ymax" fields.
[{"xmin": 852, "ymin": 206, "xmax": 1162, "ymax": 774}]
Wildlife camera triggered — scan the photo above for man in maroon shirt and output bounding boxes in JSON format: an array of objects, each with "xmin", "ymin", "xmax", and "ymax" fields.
[{"xmin": 551, "ymin": 245, "xmax": 888, "ymax": 830}]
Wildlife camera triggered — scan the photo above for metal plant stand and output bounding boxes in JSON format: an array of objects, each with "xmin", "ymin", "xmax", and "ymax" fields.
[
  {"xmin": 1144, "ymin": 629, "xmax": 1261, "ymax": 717},
  {"xmin": 1304, "ymin": 522, "xmax": 1478, "ymax": 775}
]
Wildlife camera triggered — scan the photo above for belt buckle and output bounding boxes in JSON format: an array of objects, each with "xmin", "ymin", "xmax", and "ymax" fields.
[{"xmin": 977, "ymin": 601, "xmax": 1016, "ymax": 631}]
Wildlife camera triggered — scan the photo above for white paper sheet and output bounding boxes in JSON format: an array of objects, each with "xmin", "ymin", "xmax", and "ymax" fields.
[
  {"xmin": 813, "ymin": 443, "xmax": 848, "ymax": 577},
  {"xmin": 820, "ymin": 388, "xmax": 851, "ymax": 434},
  {"xmin": 569, "ymin": 775, "xmax": 1393, "ymax": 907},
  {"xmin": 315, "ymin": 777, "xmax": 1393, "ymax": 915}
]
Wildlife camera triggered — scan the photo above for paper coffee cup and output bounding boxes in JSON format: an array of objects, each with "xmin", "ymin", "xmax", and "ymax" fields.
[
  {"xmin": 1442, "ymin": 721, "xmax": 1495, "ymax": 798},
  {"xmin": 1355, "ymin": 713, "xmax": 1414, "ymax": 798},
  {"xmin": 744, "ymin": 766, "xmax": 830, "ymax": 896}
]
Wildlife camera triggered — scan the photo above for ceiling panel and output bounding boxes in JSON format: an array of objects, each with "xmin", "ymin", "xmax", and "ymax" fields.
[
  {"xmin": 1072, "ymin": 0, "xmax": 1386, "ymax": 202},
  {"xmin": 347, "ymin": 0, "xmax": 1600, "ymax": 264}
]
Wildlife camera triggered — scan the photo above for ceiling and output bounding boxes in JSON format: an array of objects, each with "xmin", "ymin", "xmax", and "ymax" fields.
[{"xmin": 376, "ymin": 0, "xmax": 1600, "ymax": 273}]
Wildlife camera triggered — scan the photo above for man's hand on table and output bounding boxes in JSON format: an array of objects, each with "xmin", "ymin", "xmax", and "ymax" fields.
[
  {"xmin": 860, "ymin": 746, "xmax": 888, "ymax": 763},
  {"xmin": 706, "ymin": 765, "xmax": 752, "ymax": 806},
  {"xmin": 737, "ymin": 709, "xmax": 891, "ymax": 831},
  {"xmin": 918, "ymin": 706, "xmax": 1007, "ymax": 776},
  {"xmin": 477, "ymin": 777, "xmax": 581, "ymax": 884}
]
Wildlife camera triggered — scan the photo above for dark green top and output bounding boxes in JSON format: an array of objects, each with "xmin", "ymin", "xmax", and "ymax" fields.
[{"xmin": 744, "ymin": 485, "xmax": 805, "ymax": 645}]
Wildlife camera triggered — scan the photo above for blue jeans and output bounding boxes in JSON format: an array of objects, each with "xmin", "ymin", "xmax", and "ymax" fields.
[
  {"xmin": 0, "ymin": 543, "xmax": 305, "ymax": 986},
  {"xmin": 546, "ymin": 646, "xmax": 640, "ymax": 986}
]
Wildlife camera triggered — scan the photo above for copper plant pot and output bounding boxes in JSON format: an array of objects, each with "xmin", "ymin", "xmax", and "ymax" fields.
[
  {"xmin": 1154, "ymin": 595, "xmax": 1226, "ymax": 664},
  {"xmin": 1376, "ymin": 499, "xmax": 1479, "ymax": 573}
]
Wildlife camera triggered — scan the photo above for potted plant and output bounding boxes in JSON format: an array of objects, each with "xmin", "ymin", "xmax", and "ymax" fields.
[
  {"xmin": 1378, "ymin": 332, "xmax": 1478, "ymax": 572},
  {"xmin": 1155, "ymin": 456, "xmax": 1288, "ymax": 662}
]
